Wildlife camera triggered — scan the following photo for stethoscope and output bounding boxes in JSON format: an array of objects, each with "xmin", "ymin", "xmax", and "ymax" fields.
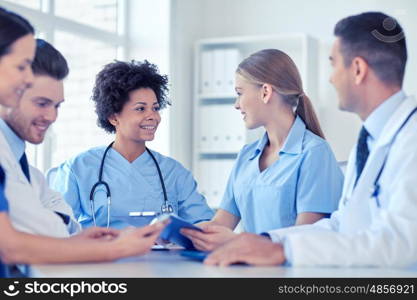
[
  {"xmin": 89, "ymin": 142, "xmax": 174, "ymax": 228},
  {"xmin": 370, "ymin": 106, "xmax": 417, "ymax": 207}
]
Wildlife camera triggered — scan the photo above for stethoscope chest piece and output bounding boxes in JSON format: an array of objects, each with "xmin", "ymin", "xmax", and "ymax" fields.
[{"xmin": 161, "ymin": 203, "xmax": 174, "ymax": 214}]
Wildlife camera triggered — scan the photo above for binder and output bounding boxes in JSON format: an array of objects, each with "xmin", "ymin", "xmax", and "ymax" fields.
[
  {"xmin": 210, "ymin": 105, "xmax": 220, "ymax": 152},
  {"xmin": 216, "ymin": 159, "xmax": 235, "ymax": 208},
  {"xmin": 212, "ymin": 49, "xmax": 225, "ymax": 93},
  {"xmin": 197, "ymin": 160, "xmax": 210, "ymax": 203},
  {"xmin": 232, "ymin": 107, "xmax": 246, "ymax": 151},
  {"xmin": 220, "ymin": 105, "xmax": 236, "ymax": 152},
  {"xmin": 197, "ymin": 162, "xmax": 208, "ymax": 199},
  {"xmin": 199, "ymin": 105, "xmax": 211, "ymax": 151},
  {"xmin": 200, "ymin": 50, "xmax": 213, "ymax": 94},
  {"xmin": 210, "ymin": 159, "xmax": 220, "ymax": 207},
  {"xmin": 223, "ymin": 48, "xmax": 240, "ymax": 94},
  {"xmin": 208, "ymin": 159, "xmax": 236, "ymax": 208}
]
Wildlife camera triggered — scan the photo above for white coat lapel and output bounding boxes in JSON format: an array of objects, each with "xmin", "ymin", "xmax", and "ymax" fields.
[
  {"xmin": 0, "ymin": 130, "xmax": 28, "ymax": 183},
  {"xmin": 342, "ymin": 148, "xmax": 357, "ymax": 201},
  {"xmin": 353, "ymin": 96, "xmax": 417, "ymax": 195},
  {"xmin": 341, "ymin": 96, "xmax": 417, "ymax": 232},
  {"xmin": 376, "ymin": 96, "xmax": 417, "ymax": 147}
]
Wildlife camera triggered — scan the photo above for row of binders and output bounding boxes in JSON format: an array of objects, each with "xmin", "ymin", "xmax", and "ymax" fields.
[
  {"xmin": 200, "ymin": 48, "xmax": 241, "ymax": 95},
  {"xmin": 197, "ymin": 159, "xmax": 236, "ymax": 208},
  {"xmin": 198, "ymin": 104, "xmax": 246, "ymax": 153}
]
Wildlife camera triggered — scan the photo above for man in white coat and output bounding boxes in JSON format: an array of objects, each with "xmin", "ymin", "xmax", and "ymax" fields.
[
  {"xmin": 204, "ymin": 12, "xmax": 417, "ymax": 267},
  {"xmin": 0, "ymin": 39, "xmax": 80, "ymax": 237}
]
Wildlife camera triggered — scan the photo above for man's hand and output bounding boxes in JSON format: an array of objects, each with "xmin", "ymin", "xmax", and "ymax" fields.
[
  {"xmin": 181, "ymin": 224, "xmax": 236, "ymax": 251},
  {"xmin": 204, "ymin": 233, "xmax": 286, "ymax": 266}
]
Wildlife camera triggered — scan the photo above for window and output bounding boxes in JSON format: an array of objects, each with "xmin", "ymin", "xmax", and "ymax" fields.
[
  {"xmin": 9, "ymin": 0, "xmax": 41, "ymax": 10},
  {"xmin": 51, "ymin": 30, "xmax": 118, "ymax": 166},
  {"xmin": 1, "ymin": 0, "xmax": 128, "ymax": 172},
  {"xmin": 54, "ymin": 0, "xmax": 119, "ymax": 33},
  {"xmin": 1, "ymin": 0, "xmax": 170, "ymax": 173}
]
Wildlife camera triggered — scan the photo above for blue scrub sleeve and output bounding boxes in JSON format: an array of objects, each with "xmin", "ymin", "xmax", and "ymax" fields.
[
  {"xmin": 218, "ymin": 160, "xmax": 241, "ymax": 218},
  {"xmin": 296, "ymin": 143, "xmax": 343, "ymax": 214},
  {"xmin": 50, "ymin": 162, "xmax": 82, "ymax": 220},
  {"xmin": 0, "ymin": 186, "xmax": 8, "ymax": 212},
  {"xmin": 176, "ymin": 165, "xmax": 214, "ymax": 223},
  {"xmin": 0, "ymin": 166, "xmax": 9, "ymax": 278},
  {"xmin": 0, "ymin": 166, "xmax": 9, "ymax": 212}
]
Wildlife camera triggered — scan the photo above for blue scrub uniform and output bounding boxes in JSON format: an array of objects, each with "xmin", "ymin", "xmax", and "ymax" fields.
[
  {"xmin": 220, "ymin": 116, "xmax": 344, "ymax": 233},
  {"xmin": 0, "ymin": 166, "xmax": 9, "ymax": 278},
  {"xmin": 51, "ymin": 147, "xmax": 214, "ymax": 229}
]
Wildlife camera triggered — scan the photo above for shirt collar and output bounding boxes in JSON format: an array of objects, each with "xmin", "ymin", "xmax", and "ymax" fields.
[
  {"xmin": 364, "ymin": 90, "xmax": 406, "ymax": 141},
  {"xmin": 248, "ymin": 116, "xmax": 306, "ymax": 160},
  {"xmin": 249, "ymin": 131, "xmax": 268, "ymax": 160},
  {"xmin": 280, "ymin": 116, "xmax": 306, "ymax": 155},
  {"xmin": 0, "ymin": 118, "xmax": 26, "ymax": 161}
]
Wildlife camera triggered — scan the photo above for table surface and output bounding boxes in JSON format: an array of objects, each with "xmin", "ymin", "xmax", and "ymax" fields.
[{"xmin": 30, "ymin": 250, "xmax": 417, "ymax": 278}]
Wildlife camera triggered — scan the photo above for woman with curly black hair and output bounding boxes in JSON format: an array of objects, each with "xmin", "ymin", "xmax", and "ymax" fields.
[{"xmin": 51, "ymin": 60, "xmax": 214, "ymax": 229}]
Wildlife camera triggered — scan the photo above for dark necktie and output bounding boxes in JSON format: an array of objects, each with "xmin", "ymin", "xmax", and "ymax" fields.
[
  {"xmin": 355, "ymin": 126, "xmax": 369, "ymax": 186},
  {"xmin": 0, "ymin": 166, "xmax": 5, "ymax": 186},
  {"xmin": 19, "ymin": 152, "xmax": 30, "ymax": 183}
]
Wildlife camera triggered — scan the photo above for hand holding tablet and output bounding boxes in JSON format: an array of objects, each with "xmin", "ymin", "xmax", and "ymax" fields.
[{"xmin": 151, "ymin": 214, "xmax": 203, "ymax": 250}]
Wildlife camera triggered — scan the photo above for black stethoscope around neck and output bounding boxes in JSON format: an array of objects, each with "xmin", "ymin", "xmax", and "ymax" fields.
[
  {"xmin": 89, "ymin": 141, "xmax": 173, "ymax": 228},
  {"xmin": 369, "ymin": 106, "xmax": 417, "ymax": 207}
]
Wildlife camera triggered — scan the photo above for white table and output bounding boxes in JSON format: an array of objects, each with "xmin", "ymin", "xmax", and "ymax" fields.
[{"xmin": 31, "ymin": 250, "xmax": 417, "ymax": 278}]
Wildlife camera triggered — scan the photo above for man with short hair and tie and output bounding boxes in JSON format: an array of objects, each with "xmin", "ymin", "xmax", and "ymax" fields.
[{"xmin": 0, "ymin": 39, "xmax": 78, "ymax": 237}]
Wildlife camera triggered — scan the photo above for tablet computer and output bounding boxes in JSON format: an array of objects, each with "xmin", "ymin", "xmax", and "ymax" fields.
[
  {"xmin": 180, "ymin": 250, "xmax": 209, "ymax": 262},
  {"xmin": 181, "ymin": 250, "xmax": 247, "ymax": 265},
  {"xmin": 154, "ymin": 214, "xmax": 203, "ymax": 250}
]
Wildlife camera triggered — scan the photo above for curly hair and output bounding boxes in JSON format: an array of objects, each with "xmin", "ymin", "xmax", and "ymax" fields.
[{"xmin": 92, "ymin": 60, "xmax": 170, "ymax": 133}]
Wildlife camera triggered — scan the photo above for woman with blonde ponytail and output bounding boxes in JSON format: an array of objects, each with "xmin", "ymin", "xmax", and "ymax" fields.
[{"xmin": 182, "ymin": 49, "xmax": 343, "ymax": 251}]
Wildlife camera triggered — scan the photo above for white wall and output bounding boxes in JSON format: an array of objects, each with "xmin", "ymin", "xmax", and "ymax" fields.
[
  {"xmin": 170, "ymin": 0, "xmax": 417, "ymax": 167},
  {"xmin": 128, "ymin": 0, "xmax": 171, "ymax": 156},
  {"xmin": 169, "ymin": 0, "xmax": 204, "ymax": 166}
]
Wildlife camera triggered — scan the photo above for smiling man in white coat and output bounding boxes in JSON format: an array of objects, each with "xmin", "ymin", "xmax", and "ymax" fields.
[
  {"xmin": 204, "ymin": 11, "xmax": 417, "ymax": 268},
  {"xmin": 0, "ymin": 39, "xmax": 80, "ymax": 237}
]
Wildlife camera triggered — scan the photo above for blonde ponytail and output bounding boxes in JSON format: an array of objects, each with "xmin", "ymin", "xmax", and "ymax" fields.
[{"xmin": 295, "ymin": 94, "xmax": 325, "ymax": 139}]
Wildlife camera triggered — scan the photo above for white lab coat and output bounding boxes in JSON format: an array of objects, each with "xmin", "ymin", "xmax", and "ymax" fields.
[
  {"xmin": 269, "ymin": 95, "xmax": 417, "ymax": 267},
  {"xmin": 0, "ymin": 130, "xmax": 81, "ymax": 237}
]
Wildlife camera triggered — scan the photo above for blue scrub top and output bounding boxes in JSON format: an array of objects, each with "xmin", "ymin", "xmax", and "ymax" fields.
[
  {"xmin": 0, "ymin": 166, "xmax": 9, "ymax": 278},
  {"xmin": 220, "ymin": 116, "xmax": 344, "ymax": 233},
  {"xmin": 0, "ymin": 166, "xmax": 8, "ymax": 211},
  {"xmin": 51, "ymin": 147, "xmax": 214, "ymax": 229}
]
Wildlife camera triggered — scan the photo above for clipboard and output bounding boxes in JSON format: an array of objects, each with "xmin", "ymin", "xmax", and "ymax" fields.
[
  {"xmin": 113, "ymin": 211, "xmax": 158, "ymax": 227},
  {"xmin": 155, "ymin": 214, "xmax": 203, "ymax": 250}
]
